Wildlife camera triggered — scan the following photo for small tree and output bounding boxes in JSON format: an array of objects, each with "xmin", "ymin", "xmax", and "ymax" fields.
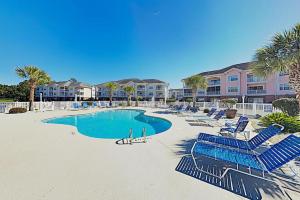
[
  {"xmin": 183, "ymin": 75, "xmax": 207, "ymax": 107},
  {"xmin": 272, "ymin": 98, "xmax": 299, "ymax": 116},
  {"xmin": 221, "ymin": 98, "xmax": 237, "ymax": 109},
  {"xmin": 123, "ymin": 86, "xmax": 135, "ymax": 106},
  {"xmin": 221, "ymin": 98, "xmax": 238, "ymax": 119},
  {"xmin": 16, "ymin": 66, "xmax": 51, "ymax": 111},
  {"xmin": 104, "ymin": 82, "xmax": 118, "ymax": 105}
]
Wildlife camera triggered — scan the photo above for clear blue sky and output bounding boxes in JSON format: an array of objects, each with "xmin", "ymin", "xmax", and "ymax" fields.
[{"xmin": 0, "ymin": 0, "xmax": 300, "ymax": 88}]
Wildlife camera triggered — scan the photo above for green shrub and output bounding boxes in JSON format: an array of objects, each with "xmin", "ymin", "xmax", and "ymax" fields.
[
  {"xmin": 166, "ymin": 98, "xmax": 176, "ymax": 103},
  {"xmin": 185, "ymin": 98, "xmax": 193, "ymax": 103},
  {"xmin": 9, "ymin": 107, "xmax": 27, "ymax": 114},
  {"xmin": 272, "ymin": 98, "xmax": 299, "ymax": 116},
  {"xmin": 203, "ymin": 108, "xmax": 210, "ymax": 113},
  {"xmin": 260, "ymin": 112, "xmax": 300, "ymax": 133}
]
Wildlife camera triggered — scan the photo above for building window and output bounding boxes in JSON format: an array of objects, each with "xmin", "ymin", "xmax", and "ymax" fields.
[
  {"xmin": 228, "ymin": 75, "xmax": 238, "ymax": 82},
  {"xmin": 227, "ymin": 86, "xmax": 239, "ymax": 93},
  {"xmin": 279, "ymin": 71, "xmax": 289, "ymax": 76},
  {"xmin": 279, "ymin": 83, "xmax": 291, "ymax": 91}
]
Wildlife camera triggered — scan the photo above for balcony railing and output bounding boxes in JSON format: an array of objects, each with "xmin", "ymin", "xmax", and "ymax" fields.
[
  {"xmin": 207, "ymin": 91, "xmax": 221, "ymax": 95},
  {"xmin": 247, "ymin": 90, "xmax": 266, "ymax": 94},
  {"xmin": 208, "ymin": 80, "xmax": 221, "ymax": 86},
  {"xmin": 184, "ymin": 93, "xmax": 192, "ymax": 97},
  {"xmin": 247, "ymin": 77, "xmax": 266, "ymax": 83}
]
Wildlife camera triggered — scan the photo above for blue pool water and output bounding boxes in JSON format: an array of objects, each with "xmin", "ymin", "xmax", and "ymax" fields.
[{"xmin": 44, "ymin": 109, "xmax": 172, "ymax": 139}]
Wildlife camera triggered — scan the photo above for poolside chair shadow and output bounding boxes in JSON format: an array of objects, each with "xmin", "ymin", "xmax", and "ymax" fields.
[
  {"xmin": 174, "ymin": 138, "xmax": 300, "ymax": 199},
  {"xmin": 175, "ymin": 155, "xmax": 288, "ymax": 200}
]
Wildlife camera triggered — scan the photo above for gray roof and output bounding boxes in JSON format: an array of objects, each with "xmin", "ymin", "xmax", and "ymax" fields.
[
  {"xmin": 41, "ymin": 79, "xmax": 91, "ymax": 88},
  {"xmin": 197, "ymin": 62, "xmax": 253, "ymax": 76},
  {"xmin": 96, "ymin": 78, "xmax": 166, "ymax": 86}
]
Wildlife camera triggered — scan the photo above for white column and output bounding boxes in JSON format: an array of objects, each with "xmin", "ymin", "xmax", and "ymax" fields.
[
  {"xmin": 39, "ymin": 93, "xmax": 43, "ymax": 112},
  {"xmin": 242, "ymin": 95, "xmax": 245, "ymax": 116}
]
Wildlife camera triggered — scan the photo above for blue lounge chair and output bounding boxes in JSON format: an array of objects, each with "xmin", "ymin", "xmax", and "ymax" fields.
[
  {"xmin": 225, "ymin": 115, "xmax": 248, "ymax": 128},
  {"xmin": 71, "ymin": 102, "xmax": 81, "ymax": 110},
  {"xmin": 220, "ymin": 120, "xmax": 249, "ymax": 138},
  {"xmin": 197, "ymin": 124, "xmax": 284, "ymax": 151},
  {"xmin": 82, "ymin": 102, "xmax": 89, "ymax": 109},
  {"xmin": 191, "ymin": 134, "xmax": 300, "ymax": 183},
  {"xmin": 186, "ymin": 108, "xmax": 217, "ymax": 122},
  {"xmin": 193, "ymin": 110, "xmax": 226, "ymax": 126}
]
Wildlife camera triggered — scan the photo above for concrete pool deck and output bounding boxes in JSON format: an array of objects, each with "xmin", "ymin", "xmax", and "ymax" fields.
[{"xmin": 0, "ymin": 107, "xmax": 299, "ymax": 200}]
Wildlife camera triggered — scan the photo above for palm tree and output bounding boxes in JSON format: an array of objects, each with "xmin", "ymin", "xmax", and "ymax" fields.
[
  {"xmin": 16, "ymin": 66, "xmax": 51, "ymax": 111},
  {"xmin": 123, "ymin": 85, "xmax": 135, "ymax": 106},
  {"xmin": 183, "ymin": 75, "xmax": 208, "ymax": 107},
  {"xmin": 105, "ymin": 82, "xmax": 118, "ymax": 105},
  {"xmin": 251, "ymin": 23, "xmax": 300, "ymax": 107}
]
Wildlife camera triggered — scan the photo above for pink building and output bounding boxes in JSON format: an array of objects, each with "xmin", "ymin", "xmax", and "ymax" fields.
[{"xmin": 183, "ymin": 62, "xmax": 295, "ymax": 103}]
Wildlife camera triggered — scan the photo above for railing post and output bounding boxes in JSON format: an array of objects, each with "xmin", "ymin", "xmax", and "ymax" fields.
[
  {"xmin": 253, "ymin": 103, "xmax": 257, "ymax": 116},
  {"xmin": 129, "ymin": 128, "xmax": 133, "ymax": 145},
  {"xmin": 143, "ymin": 128, "xmax": 146, "ymax": 143}
]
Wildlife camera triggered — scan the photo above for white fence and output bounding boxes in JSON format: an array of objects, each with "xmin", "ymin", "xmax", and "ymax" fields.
[
  {"xmin": 0, "ymin": 101, "xmax": 166, "ymax": 113},
  {"xmin": 0, "ymin": 100, "xmax": 277, "ymax": 116}
]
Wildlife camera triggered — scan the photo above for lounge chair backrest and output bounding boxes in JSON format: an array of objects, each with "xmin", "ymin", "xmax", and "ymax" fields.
[
  {"xmin": 259, "ymin": 134, "xmax": 300, "ymax": 172},
  {"xmin": 248, "ymin": 124, "xmax": 283, "ymax": 149},
  {"xmin": 190, "ymin": 107, "xmax": 198, "ymax": 113},
  {"xmin": 237, "ymin": 116, "xmax": 248, "ymax": 124},
  {"xmin": 72, "ymin": 102, "xmax": 79, "ymax": 108},
  {"xmin": 213, "ymin": 110, "xmax": 225, "ymax": 120},
  {"xmin": 185, "ymin": 105, "xmax": 191, "ymax": 111},
  {"xmin": 207, "ymin": 108, "xmax": 217, "ymax": 117},
  {"xmin": 234, "ymin": 120, "xmax": 249, "ymax": 132},
  {"xmin": 82, "ymin": 102, "xmax": 88, "ymax": 108}
]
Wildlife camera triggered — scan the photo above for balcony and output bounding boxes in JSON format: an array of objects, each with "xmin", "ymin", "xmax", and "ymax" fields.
[
  {"xmin": 247, "ymin": 76, "xmax": 266, "ymax": 83},
  {"xmin": 247, "ymin": 90, "xmax": 266, "ymax": 95},
  {"xmin": 136, "ymin": 86, "xmax": 146, "ymax": 91},
  {"xmin": 155, "ymin": 86, "xmax": 164, "ymax": 91},
  {"xmin": 206, "ymin": 91, "xmax": 221, "ymax": 95},
  {"xmin": 208, "ymin": 80, "xmax": 221, "ymax": 86},
  {"xmin": 184, "ymin": 93, "xmax": 192, "ymax": 97},
  {"xmin": 156, "ymin": 94, "xmax": 165, "ymax": 98}
]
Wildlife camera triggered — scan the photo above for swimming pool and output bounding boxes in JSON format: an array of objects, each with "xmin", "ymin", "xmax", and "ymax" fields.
[{"xmin": 44, "ymin": 109, "xmax": 172, "ymax": 139}]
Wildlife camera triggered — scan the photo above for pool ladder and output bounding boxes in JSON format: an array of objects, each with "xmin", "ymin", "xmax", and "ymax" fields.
[{"xmin": 115, "ymin": 128, "xmax": 147, "ymax": 145}]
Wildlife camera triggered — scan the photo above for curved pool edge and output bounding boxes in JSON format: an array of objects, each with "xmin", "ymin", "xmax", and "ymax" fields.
[{"xmin": 42, "ymin": 108, "xmax": 173, "ymax": 140}]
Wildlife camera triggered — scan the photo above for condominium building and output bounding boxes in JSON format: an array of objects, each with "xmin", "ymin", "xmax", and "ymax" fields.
[
  {"xmin": 182, "ymin": 62, "xmax": 295, "ymax": 103},
  {"xmin": 35, "ymin": 79, "xmax": 95, "ymax": 101},
  {"xmin": 168, "ymin": 89, "xmax": 184, "ymax": 100},
  {"xmin": 95, "ymin": 78, "xmax": 168, "ymax": 100}
]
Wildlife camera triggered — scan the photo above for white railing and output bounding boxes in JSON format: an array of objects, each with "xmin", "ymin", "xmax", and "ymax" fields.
[
  {"xmin": 169, "ymin": 101, "xmax": 277, "ymax": 117},
  {"xmin": 0, "ymin": 100, "xmax": 277, "ymax": 116}
]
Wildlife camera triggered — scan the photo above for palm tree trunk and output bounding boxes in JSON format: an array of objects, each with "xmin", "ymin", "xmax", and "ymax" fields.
[
  {"xmin": 29, "ymin": 86, "xmax": 35, "ymax": 111},
  {"xmin": 109, "ymin": 91, "xmax": 113, "ymax": 105},
  {"xmin": 192, "ymin": 89, "xmax": 196, "ymax": 107},
  {"xmin": 289, "ymin": 63, "xmax": 300, "ymax": 109},
  {"xmin": 127, "ymin": 95, "xmax": 131, "ymax": 106}
]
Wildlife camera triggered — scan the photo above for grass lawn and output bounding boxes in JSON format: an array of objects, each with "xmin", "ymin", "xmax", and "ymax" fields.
[{"xmin": 0, "ymin": 98, "xmax": 14, "ymax": 102}]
